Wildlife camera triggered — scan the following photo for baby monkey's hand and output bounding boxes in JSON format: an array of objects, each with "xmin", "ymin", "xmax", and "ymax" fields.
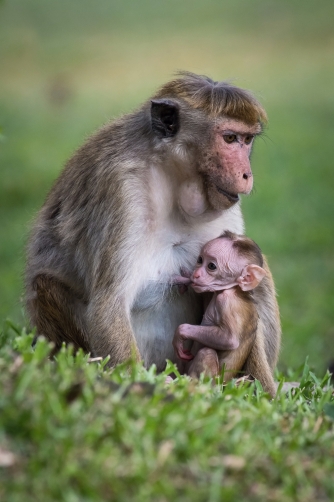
[
  {"xmin": 171, "ymin": 268, "xmax": 192, "ymax": 294},
  {"xmin": 173, "ymin": 324, "xmax": 195, "ymax": 360}
]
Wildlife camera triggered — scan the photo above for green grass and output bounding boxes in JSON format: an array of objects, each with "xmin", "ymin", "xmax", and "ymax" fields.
[
  {"xmin": 1, "ymin": 0, "xmax": 334, "ymax": 372},
  {"xmin": 0, "ymin": 326, "xmax": 333, "ymax": 502},
  {"xmin": 1, "ymin": 3, "xmax": 334, "ymax": 499}
]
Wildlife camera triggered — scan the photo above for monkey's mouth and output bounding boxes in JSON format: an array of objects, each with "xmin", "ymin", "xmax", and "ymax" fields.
[
  {"xmin": 191, "ymin": 281, "xmax": 209, "ymax": 291},
  {"xmin": 215, "ymin": 186, "xmax": 240, "ymax": 203},
  {"xmin": 191, "ymin": 283, "xmax": 205, "ymax": 292}
]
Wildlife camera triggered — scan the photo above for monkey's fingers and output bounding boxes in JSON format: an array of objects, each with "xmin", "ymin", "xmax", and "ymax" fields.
[
  {"xmin": 172, "ymin": 275, "xmax": 192, "ymax": 285},
  {"xmin": 178, "ymin": 348, "xmax": 194, "ymax": 361},
  {"xmin": 173, "ymin": 335, "xmax": 194, "ymax": 361}
]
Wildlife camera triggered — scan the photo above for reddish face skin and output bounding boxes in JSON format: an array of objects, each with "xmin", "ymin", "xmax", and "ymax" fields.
[{"xmin": 200, "ymin": 119, "xmax": 262, "ymax": 209}]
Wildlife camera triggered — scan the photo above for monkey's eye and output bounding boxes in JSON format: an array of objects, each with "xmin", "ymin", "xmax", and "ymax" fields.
[
  {"xmin": 223, "ymin": 134, "xmax": 237, "ymax": 144},
  {"xmin": 244, "ymin": 135, "xmax": 254, "ymax": 145},
  {"xmin": 197, "ymin": 256, "xmax": 203, "ymax": 264},
  {"xmin": 207, "ymin": 262, "xmax": 217, "ymax": 271}
]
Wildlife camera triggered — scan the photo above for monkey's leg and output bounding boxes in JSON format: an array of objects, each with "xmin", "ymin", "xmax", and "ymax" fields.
[
  {"xmin": 86, "ymin": 295, "xmax": 141, "ymax": 367},
  {"xmin": 218, "ymin": 353, "xmax": 246, "ymax": 383},
  {"xmin": 218, "ymin": 335, "xmax": 255, "ymax": 383},
  {"xmin": 29, "ymin": 274, "xmax": 90, "ymax": 356},
  {"xmin": 187, "ymin": 347, "xmax": 219, "ymax": 379},
  {"xmin": 242, "ymin": 334, "xmax": 276, "ymax": 397}
]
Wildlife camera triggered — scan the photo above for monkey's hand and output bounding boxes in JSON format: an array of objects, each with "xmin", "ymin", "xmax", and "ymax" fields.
[
  {"xmin": 173, "ymin": 324, "xmax": 195, "ymax": 360},
  {"xmin": 170, "ymin": 274, "xmax": 192, "ymax": 295}
]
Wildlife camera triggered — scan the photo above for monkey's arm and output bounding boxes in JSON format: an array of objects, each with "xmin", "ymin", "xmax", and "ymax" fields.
[
  {"xmin": 170, "ymin": 274, "xmax": 192, "ymax": 295},
  {"xmin": 87, "ymin": 292, "xmax": 141, "ymax": 365},
  {"xmin": 170, "ymin": 274, "xmax": 192, "ymax": 285},
  {"xmin": 173, "ymin": 323, "xmax": 239, "ymax": 361}
]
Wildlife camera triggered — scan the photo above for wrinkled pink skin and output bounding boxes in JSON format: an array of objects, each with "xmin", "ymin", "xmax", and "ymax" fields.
[
  {"xmin": 172, "ymin": 238, "xmax": 266, "ymax": 364},
  {"xmin": 212, "ymin": 120, "xmax": 256, "ymax": 196},
  {"xmin": 177, "ymin": 119, "xmax": 260, "ymax": 219}
]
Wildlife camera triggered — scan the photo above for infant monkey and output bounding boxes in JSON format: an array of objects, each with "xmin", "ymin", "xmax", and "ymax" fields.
[{"xmin": 173, "ymin": 231, "xmax": 276, "ymax": 396}]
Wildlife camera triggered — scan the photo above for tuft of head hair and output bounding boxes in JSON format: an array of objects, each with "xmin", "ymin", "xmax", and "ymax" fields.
[
  {"xmin": 219, "ymin": 231, "xmax": 264, "ymax": 267},
  {"xmin": 154, "ymin": 71, "xmax": 267, "ymax": 126}
]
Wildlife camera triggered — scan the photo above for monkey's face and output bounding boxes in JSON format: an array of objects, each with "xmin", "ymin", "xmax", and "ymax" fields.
[
  {"xmin": 199, "ymin": 119, "xmax": 261, "ymax": 210},
  {"xmin": 190, "ymin": 238, "xmax": 242, "ymax": 293},
  {"xmin": 150, "ymin": 100, "xmax": 261, "ymax": 212}
]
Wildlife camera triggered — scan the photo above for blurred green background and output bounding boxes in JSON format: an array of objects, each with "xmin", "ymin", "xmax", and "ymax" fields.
[{"xmin": 1, "ymin": 0, "xmax": 333, "ymax": 373}]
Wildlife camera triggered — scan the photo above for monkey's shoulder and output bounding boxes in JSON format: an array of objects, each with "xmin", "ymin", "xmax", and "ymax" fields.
[
  {"xmin": 217, "ymin": 287, "xmax": 253, "ymax": 301},
  {"xmin": 215, "ymin": 288, "xmax": 255, "ymax": 317}
]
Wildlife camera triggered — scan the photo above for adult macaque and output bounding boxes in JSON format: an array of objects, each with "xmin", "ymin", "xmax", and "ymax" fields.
[
  {"xmin": 26, "ymin": 72, "xmax": 280, "ymax": 376},
  {"xmin": 172, "ymin": 231, "xmax": 277, "ymax": 396}
]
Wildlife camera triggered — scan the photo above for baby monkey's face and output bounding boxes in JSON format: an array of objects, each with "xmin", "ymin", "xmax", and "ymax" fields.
[
  {"xmin": 191, "ymin": 238, "xmax": 243, "ymax": 293},
  {"xmin": 191, "ymin": 237, "xmax": 266, "ymax": 293}
]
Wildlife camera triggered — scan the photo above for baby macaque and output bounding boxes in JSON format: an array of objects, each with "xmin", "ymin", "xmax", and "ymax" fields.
[{"xmin": 172, "ymin": 231, "xmax": 276, "ymax": 395}]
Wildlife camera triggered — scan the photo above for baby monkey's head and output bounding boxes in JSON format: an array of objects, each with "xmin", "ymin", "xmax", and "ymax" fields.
[{"xmin": 191, "ymin": 231, "xmax": 266, "ymax": 293}]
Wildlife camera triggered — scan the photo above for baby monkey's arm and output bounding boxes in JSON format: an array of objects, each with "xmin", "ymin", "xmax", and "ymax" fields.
[
  {"xmin": 171, "ymin": 271, "xmax": 192, "ymax": 295},
  {"xmin": 173, "ymin": 294, "xmax": 239, "ymax": 360},
  {"xmin": 173, "ymin": 323, "xmax": 240, "ymax": 360}
]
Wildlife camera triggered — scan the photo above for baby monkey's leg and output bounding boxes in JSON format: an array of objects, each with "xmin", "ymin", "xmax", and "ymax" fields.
[
  {"xmin": 218, "ymin": 333, "xmax": 256, "ymax": 383},
  {"xmin": 187, "ymin": 347, "xmax": 219, "ymax": 378}
]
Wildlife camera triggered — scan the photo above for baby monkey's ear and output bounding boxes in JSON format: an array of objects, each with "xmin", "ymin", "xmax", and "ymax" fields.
[{"xmin": 237, "ymin": 264, "xmax": 266, "ymax": 291}]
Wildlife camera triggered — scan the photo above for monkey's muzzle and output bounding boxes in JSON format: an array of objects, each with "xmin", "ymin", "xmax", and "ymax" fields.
[{"xmin": 215, "ymin": 186, "xmax": 240, "ymax": 203}]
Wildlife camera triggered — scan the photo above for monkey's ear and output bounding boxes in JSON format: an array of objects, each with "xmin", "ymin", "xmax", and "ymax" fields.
[
  {"xmin": 237, "ymin": 265, "xmax": 266, "ymax": 291},
  {"xmin": 151, "ymin": 99, "xmax": 180, "ymax": 138}
]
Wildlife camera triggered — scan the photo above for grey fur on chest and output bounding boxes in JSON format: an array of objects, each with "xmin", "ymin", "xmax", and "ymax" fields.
[
  {"xmin": 130, "ymin": 282, "xmax": 202, "ymax": 371},
  {"xmin": 132, "ymin": 281, "xmax": 177, "ymax": 311}
]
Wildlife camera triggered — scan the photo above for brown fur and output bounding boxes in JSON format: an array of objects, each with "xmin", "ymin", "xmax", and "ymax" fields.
[
  {"xmin": 154, "ymin": 71, "xmax": 268, "ymax": 125},
  {"xmin": 25, "ymin": 72, "xmax": 280, "ymax": 378},
  {"xmin": 188, "ymin": 288, "xmax": 257, "ymax": 378},
  {"xmin": 188, "ymin": 285, "xmax": 277, "ymax": 396},
  {"xmin": 31, "ymin": 274, "xmax": 90, "ymax": 356},
  {"xmin": 218, "ymin": 287, "xmax": 277, "ymax": 396},
  {"xmin": 220, "ymin": 230, "xmax": 264, "ymax": 267}
]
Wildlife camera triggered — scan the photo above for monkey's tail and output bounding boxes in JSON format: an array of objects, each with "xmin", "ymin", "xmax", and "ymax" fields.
[{"xmin": 242, "ymin": 332, "xmax": 277, "ymax": 398}]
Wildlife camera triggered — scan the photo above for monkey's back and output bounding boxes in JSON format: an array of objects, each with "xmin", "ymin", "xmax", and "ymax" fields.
[{"xmin": 205, "ymin": 288, "xmax": 258, "ymax": 380}]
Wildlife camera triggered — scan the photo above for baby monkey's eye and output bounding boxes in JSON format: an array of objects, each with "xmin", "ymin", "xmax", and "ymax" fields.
[
  {"xmin": 197, "ymin": 256, "xmax": 203, "ymax": 264},
  {"xmin": 207, "ymin": 262, "xmax": 217, "ymax": 271}
]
